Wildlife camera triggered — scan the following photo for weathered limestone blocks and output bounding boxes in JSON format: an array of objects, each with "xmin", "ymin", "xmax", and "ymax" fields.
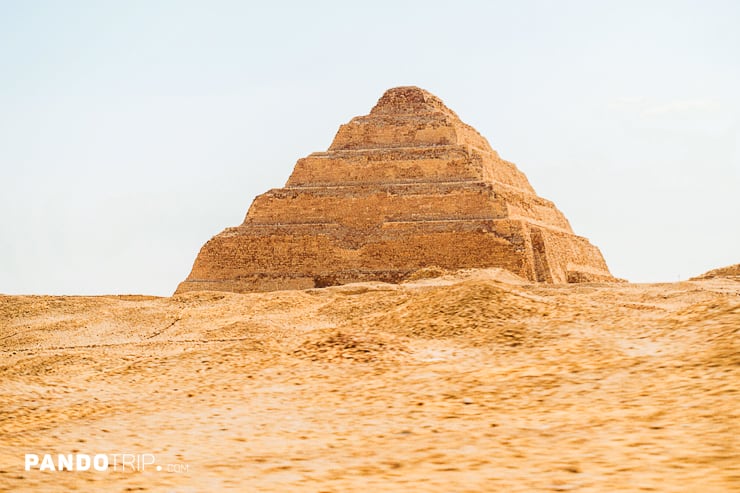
[{"xmin": 176, "ymin": 86, "xmax": 615, "ymax": 293}]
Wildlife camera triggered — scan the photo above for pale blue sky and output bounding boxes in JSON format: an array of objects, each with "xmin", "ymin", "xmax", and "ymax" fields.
[{"xmin": 1, "ymin": 0, "xmax": 738, "ymax": 295}]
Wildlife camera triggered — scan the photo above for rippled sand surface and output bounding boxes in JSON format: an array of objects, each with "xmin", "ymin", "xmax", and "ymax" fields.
[{"xmin": 1, "ymin": 269, "xmax": 738, "ymax": 492}]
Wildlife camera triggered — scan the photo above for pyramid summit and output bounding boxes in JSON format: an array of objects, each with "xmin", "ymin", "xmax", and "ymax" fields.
[
  {"xmin": 329, "ymin": 86, "xmax": 494, "ymax": 153},
  {"xmin": 176, "ymin": 86, "xmax": 615, "ymax": 294},
  {"xmin": 369, "ymin": 85, "xmax": 459, "ymax": 116}
]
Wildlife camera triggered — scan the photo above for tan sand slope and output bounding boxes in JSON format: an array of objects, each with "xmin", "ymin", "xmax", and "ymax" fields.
[
  {"xmin": 691, "ymin": 263, "xmax": 740, "ymax": 281},
  {"xmin": 1, "ymin": 269, "xmax": 738, "ymax": 492}
]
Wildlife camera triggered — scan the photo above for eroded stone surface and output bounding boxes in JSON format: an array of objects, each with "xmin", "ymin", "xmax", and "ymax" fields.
[{"xmin": 177, "ymin": 86, "xmax": 615, "ymax": 294}]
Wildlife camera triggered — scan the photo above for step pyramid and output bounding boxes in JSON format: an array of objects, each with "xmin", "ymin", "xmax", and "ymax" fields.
[{"xmin": 176, "ymin": 86, "xmax": 615, "ymax": 293}]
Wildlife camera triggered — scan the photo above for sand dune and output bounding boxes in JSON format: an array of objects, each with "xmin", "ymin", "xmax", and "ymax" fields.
[{"xmin": 1, "ymin": 269, "xmax": 738, "ymax": 491}]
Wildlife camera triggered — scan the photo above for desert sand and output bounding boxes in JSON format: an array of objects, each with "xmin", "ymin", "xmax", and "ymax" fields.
[{"xmin": 1, "ymin": 268, "xmax": 738, "ymax": 492}]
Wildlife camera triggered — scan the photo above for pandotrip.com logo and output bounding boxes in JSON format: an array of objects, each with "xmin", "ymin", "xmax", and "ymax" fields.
[{"xmin": 24, "ymin": 453, "xmax": 189, "ymax": 473}]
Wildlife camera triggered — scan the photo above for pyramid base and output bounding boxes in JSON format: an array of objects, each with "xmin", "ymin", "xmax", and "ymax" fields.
[{"xmin": 175, "ymin": 219, "xmax": 614, "ymax": 294}]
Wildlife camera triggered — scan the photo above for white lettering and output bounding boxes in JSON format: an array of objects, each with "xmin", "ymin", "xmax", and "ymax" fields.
[
  {"xmin": 75, "ymin": 454, "xmax": 91, "ymax": 471},
  {"xmin": 92, "ymin": 454, "xmax": 108, "ymax": 471},
  {"xmin": 122, "ymin": 454, "xmax": 135, "ymax": 472},
  {"xmin": 141, "ymin": 454, "xmax": 155, "ymax": 471},
  {"xmin": 23, "ymin": 452, "xmax": 155, "ymax": 472},
  {"xmin": 40, "ymin": 454, "xmax": 55, "ymax": 471},
  {"xmin": 57, "ymin": 454, "xmax": 73, "ymax": 471},
  {"xmin": 24, "ymin": 454, "xmax": 39, "ymax": 471}
]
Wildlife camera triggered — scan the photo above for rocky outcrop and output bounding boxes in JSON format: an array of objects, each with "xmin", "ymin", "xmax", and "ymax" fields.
[
  {"xmin": 690, "ymin": 264, "xmax": 740, "ymax": 280},
  {"xmin": 177, "ymin": 86, "xmax": 615, "ymax": 293}
]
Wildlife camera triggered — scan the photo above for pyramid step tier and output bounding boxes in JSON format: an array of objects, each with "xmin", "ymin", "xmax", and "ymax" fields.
[
  {"xmin": 246, "ymin": 181, "xmax": 572, "ymax": 232},
  {"xmin": 287, "ymin": 144, "xmax": 533, "ymax": 192}
]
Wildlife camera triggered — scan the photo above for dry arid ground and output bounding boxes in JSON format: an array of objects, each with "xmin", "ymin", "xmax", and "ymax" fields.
[{"xmin": 1, "ymin": 268, "xmax": 738, "ymax": 492}]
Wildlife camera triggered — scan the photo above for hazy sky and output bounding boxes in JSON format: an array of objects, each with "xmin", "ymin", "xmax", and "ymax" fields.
[{"xmin": 1, "ymin": 0, "xmax": 738, "ymax": 295}]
